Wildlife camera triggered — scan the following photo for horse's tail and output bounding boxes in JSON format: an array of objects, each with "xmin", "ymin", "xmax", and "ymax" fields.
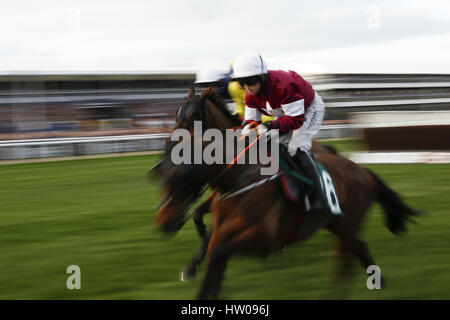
[{"xmin": 368, "ymin": 169, "xmax": 421, "ymax": 235}]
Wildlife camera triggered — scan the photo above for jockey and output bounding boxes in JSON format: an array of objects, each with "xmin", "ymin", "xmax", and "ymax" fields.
[
  {"xmin": 195, "ymin": 67, "xmax": 274, "ymax": 122},
  {"xmin": 232, "ymin": 51, "xmax": 329, "ymax": 214},
  {"xmin": 227, "ymin": 79, "xmax": 246, "ymax": 116},
  {"xmin": 195, "ymin": 68, "xmax": 236, "ymax": 114}
]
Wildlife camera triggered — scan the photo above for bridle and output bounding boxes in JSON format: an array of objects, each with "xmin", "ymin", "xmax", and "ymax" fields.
[{"xmin": 167, "ymin": 91, "xmax": 282, "ymax": 211}]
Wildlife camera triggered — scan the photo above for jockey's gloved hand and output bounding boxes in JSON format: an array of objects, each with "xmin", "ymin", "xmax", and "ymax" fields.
[
  {"xmin": 257, "ymin": 121, "xmax": 272, "ymax": 135},
  {"xmin": 257, "ymin": 121, "xmax": 276, "ymax": 135},
  {"xmin": 242, "ymin": 121, "xmax": 259, "ymax": 136},
  {"xmin": 257, "ymin": 121, "xmax": 279, "ymax": 139}
]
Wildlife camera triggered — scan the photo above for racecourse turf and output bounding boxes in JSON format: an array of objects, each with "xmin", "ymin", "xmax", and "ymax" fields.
[{"xmin": 1, "ymin": 140, "xmax": 449, "ymax": 299}]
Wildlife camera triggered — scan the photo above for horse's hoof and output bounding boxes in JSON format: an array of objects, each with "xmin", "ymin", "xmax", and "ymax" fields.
[
  {"xmin": 180, "ymin": 270, "xmax": 187, "ymax": 282},
  {"xmin": 180, "ymin": 266, "xmax": 196, "ymax": 282}
]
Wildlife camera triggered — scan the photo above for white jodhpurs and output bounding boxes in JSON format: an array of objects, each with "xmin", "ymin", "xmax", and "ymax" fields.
[{"xmin": 287, "ymin": 91, "xmax": 325, "ymax": 156}]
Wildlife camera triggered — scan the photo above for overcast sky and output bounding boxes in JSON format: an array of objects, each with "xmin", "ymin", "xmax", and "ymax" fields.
[{"xmin": 0, "ymin": 0, "xmax": 449, "ymax": 74}]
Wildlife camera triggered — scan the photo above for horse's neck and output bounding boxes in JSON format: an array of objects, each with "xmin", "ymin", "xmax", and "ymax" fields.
[
  {"xmin": 202, "ymin": 98, "xmax": 274, "ymax": 193},
  {"xmin": 206, "ymin": 163, "xmax": 260, "ymax": 195},
  {"xmin": 203, "ymin": 141, "xmax": 268, "ymax": 195},
  {"xmin": 209, "ymin": 112, "xmax": 236, "ymax": 132}
]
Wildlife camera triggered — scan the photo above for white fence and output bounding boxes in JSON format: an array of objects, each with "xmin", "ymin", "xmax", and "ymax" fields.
[
  {"xmin": 0, "ymin": 124, "xmax": 355, "ymax": 160},
  {"xmin": 0, "ymin": 133, "xmax": 170, "ymax": 160}
]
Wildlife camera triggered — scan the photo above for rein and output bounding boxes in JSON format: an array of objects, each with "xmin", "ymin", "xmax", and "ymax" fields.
[
  {"xmin": 198, "ymin": 97, "xmax": 283, "ymax": 201},
  {"xmin": 193, "ymin": 131, "xmax": 269, "ymax": 203},
  {"xmin": 219, "ymin": 172, "xmax": 283, "ymax": 200},
  {"xmin": 209, "ymin": 132, "xmax": 262, "ymax": 188}
]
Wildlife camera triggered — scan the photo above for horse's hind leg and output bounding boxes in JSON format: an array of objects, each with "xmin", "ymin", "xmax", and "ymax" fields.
[
  {"xmin": 181, "ymin": 196, "xmax": 212, "ymax": 281},
  {"xmin": 333, "ymin": 240, "xmax": 355, "ymax": 283},
  {"xmin": 328, "ymin": 219, "xmax": 376, "ymax": 275},
  {"xmin": 320, "ymin": 240, "xmax": 355, "ymax": 299},
  {"xmin": 331, "ymin": 216, "xmax": 365, "ymax": 284}
]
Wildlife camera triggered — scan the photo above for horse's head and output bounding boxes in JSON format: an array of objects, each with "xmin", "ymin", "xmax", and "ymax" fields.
[
  {"xmin": 153, "ymin": 128, "xmax": 206, "ymax": 234},
  {"xmin": 175, "ymin": 86, "xmax": 242, "ymax": 132},
  {"xmin": 153, "ymin": 87, "xmax": 242, "ymax": 233},
  {"xmin": 174, "ymin": 87, "xmax": 205, "ymax": 131},
  {"xmin": 153, "ymin": 156, "xmax": 204, "ymax": 233}
]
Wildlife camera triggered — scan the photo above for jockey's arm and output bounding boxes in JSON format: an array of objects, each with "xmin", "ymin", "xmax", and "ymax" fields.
[
  {"xmin": 241, "ymin": 105, "xmax": 262, "ymax": 136},
  {"xmin": 269, "ymin": 114, "xmax": 305, "ymax": 134},
  {"xmin": 244, "ymin": 105, "xmax": 262, "ymax": 124},
  {"xmin": 267, "ymin": 98, "xmax": 306, "ymax": 134}
]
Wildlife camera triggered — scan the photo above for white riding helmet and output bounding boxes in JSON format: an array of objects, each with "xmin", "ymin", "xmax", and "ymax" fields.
[
  {"xmin": 195, "ymin": 68, "xmax": 224, "ymax": 84},
  {"xmin": 232, "ymin": 52, "xmax": 268, "ymax": 79}
]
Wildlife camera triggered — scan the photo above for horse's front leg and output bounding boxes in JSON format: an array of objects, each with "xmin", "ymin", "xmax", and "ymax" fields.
[
  {"xmin": 181, "ymin": 194, "xmax": 213, "ymax": 281},
  {"xmin": 198, "ymin": 223, "xmax": 271, "ymax": 300}
]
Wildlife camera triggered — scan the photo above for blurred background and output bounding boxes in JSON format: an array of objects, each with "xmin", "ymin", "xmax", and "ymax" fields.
[{"xmin": 0, "ymin": 0, "xmax": 449, "ymax": 299}]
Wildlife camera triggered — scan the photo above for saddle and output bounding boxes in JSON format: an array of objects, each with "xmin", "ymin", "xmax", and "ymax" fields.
[{"xmin": 278, "ymin": 145, "xmax": 342, "ymax": 215}]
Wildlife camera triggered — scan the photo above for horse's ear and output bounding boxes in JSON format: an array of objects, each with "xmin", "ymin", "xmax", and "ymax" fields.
[
  {"xmin": 199, "ymin": 86, "xmax": 214, "ymax": 100},
  {"xmin": 186, "ymin": 86, "xmax": 195, "ymax": 99}
]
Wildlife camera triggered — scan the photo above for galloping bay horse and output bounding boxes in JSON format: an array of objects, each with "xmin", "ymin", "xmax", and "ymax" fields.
[{"xmin": 153, "ymin": 88, "xmax": 419, "ymax": 299}]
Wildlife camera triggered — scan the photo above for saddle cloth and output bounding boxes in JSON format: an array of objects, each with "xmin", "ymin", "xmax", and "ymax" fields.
[{"xmin": 279, "ymin": 157, "xmax": 342, "ymax": 215}]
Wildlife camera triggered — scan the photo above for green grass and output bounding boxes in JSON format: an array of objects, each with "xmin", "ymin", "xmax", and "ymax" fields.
[{"xmin": 1, "ymin": 143, "xmax": 450, "ymax": 299}]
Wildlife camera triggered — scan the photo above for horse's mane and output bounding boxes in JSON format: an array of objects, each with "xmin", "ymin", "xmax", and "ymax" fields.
[{"xmin": 200, "ymin": 88, "xmax": 242, "ymax": 127}]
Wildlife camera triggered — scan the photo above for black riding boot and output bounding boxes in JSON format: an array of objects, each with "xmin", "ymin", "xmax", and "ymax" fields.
[{"xmin": 295, "ymin": 150, "xmax": 330, "ymax": 214}]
